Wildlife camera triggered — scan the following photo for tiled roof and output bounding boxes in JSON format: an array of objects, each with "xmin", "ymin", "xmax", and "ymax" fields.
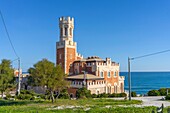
[{"xmin": 66, "ymin": 74, "xmax": 104, "ymax": 80}]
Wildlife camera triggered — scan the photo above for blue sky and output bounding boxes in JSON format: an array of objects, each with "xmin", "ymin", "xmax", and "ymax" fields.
[{"xmin": 0, "ymin": 0, "xmax": 170, "ymax": 72}]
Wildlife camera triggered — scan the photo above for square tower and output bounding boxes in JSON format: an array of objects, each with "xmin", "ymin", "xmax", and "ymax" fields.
[{"xmin": 56, "ymin": 16, "xmax": 77, "ymax": 74}]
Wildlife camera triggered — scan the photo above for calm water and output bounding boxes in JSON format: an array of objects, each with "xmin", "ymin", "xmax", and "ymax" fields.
[{"xmin": 120, "ymin": 72, "xmax": 170, "ymax": 94}]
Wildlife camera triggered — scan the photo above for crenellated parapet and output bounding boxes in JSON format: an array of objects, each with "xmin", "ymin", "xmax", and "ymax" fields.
[
  {"xmin": 59, "ymin": 16, "xmax": 74, "ymax": 25},
  {"xmin": 59, "ymin": 16, "xmax": 74, "ymax": 42},
  {"xmin": 76, "ymin": 53, "xmax": 83, "ymax": 59}
]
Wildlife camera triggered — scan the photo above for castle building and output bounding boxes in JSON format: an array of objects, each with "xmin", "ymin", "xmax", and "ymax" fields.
[{"xmin": 56, "ymin": 16, "xmax": 125, "ymax": 97}]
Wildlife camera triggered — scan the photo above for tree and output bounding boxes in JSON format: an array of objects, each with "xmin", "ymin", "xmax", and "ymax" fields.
[
  {"xmin": 0, "ymin": 59, "xmax": 15, "ymax": 98},
  {"xmin": 28, "ymin": 59, "xmax": 69, "ymax": 102}
]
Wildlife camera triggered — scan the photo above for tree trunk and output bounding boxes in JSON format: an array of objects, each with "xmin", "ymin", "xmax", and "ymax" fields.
[
  {"xmin": 1, "ymin": 91, "xmax": 4, "ymax": 98},
  {"xmin": 50, "ymin": 90, "xmax": 54, "ymax": 103},
  {"xmin": 56, "ymin": 90, "xmax": 60, "ymax": 99}
]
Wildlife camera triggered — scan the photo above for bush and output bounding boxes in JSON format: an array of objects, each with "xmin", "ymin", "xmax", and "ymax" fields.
[
  {"xmin": 158, "ymin": 88, "xmax": 168, "ymax": 96},
  {"xmin": 120, "ymin": 93, "xmax": 127, "ymax": 97},
  {"xmin": 98, "ymin": 93, "xmax": 109, "ymax": 98},
  {"xmin": 165, "ymin": 95, "xmax": 170, "ymax": 100},
  {"xmin": 16, "ymin": 94, "xmax": 32, "ymax": 100},
  {"xmin": 58, "ymin": 89, "xmax": 70, "ymax": 99},
  {"xmin": 108, "ymin": 93, "xmax": 127, "ymax": 98},
  {"xmin": 131, "ymin": 92, "xmax": 137, "ymax": 97},
  {"xmin": 76, "ymin": 87, "xmax": 91, "ymax": 99},
  {"xmin": 91, "ymin": 94, "xmax": 97, "ymax": 98},
  {"xmin": 5, "ymin": 94, "xmax": 12, "ymax": 99},
  {"xmin": 148, "ymin": 90, "xmax": 160, "ymax": 96},
  {"xmin": 16, "ymin": 90, "xmax": 37, "ymax": 100},
  {"xmin": 20, "ymin": 90, "xmax": 36, "ymax": 96},
  {"xmin": 37, "ymin": 94, "xmax": 46, "ymax": 99}
]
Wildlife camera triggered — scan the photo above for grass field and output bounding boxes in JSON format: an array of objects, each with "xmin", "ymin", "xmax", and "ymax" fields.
[{"xmin": 0, "ymin": 99, "xmax": 158, "ymax": 113}]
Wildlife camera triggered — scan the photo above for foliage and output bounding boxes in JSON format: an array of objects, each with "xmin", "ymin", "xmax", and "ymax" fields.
[
  {"xmin": 96, "ymin": 93, "xmax": 127, "ymax": 98},
  {"xmin": 165, "ymin": 94, "xmax": 170, "ymax": 100},
  {"xmin": 58, "ymin": 89, "xmax": 70, "ymax": 99},
  {"xmin": 119, "ymin": 93, "xmax": 127, "ymax": 97},
  {"xmin": 97, "ymin": 93, "xmax": 109, "ymax": 98},
  {"xmin": 20, "ymin": 90, "xmax": 36, "ymax": 96},
  {"xmin": 16, "ymin": 90, "xmax": 36, "ymax": 100},
  {"xmin": 131, "ymin": 91, "xmax": 137, "ymax": 97},
  {"xmin": 76, "ymin": 87, "xmax": 91, "ymax": 99},
  {"xmin": 148, "ymin": 90, "xmax": 160, "ymax": 96},
  {"xmin": 158, "ymin": 88, "xmax": 169, "ymax": 96},
  {"xmin": 28, "ymin": 59, "xmax": 69, "ymax": 102},
  {"xmin": 0, "ymin": 59, "xmax": 16, "ymax": 98},
  {"xmin": 91, "ymin": 94, "xmax": 97, "ymax": 98},
  {"xmin": 147, "ymin": 88, "xmax": 170, "ymax": 96}
]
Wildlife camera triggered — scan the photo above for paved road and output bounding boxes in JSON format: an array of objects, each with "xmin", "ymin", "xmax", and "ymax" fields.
[{"xmin": 132, "ymin": 96, "xmax": 170, "ymax": 107}]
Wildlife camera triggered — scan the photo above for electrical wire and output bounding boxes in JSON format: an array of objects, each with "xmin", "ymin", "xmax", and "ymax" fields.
[
  {"xmin": 0, "ymin": 10, "xmax": 19, "ymax": 58},
  {"xmin": 131, "ymin": 49, "xmax": 170, "ymax": 60}
]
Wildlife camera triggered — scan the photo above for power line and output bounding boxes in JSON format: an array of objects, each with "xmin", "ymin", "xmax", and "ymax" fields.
[
  {"xmin": 0, "ymin": 10, "xmax": 21, "ymax": 95},
  {"xmin": 0, "ymin": 10, "xmax": 19, "ymax": 58},
  {"xmin": 130, "ymin": 49, "xmax": 170, "ymax": 60}
]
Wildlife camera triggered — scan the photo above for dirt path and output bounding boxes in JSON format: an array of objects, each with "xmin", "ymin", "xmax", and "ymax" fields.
[{"xmin": 132, "ymin": 96, "xmax": 170, "ymax": 107}]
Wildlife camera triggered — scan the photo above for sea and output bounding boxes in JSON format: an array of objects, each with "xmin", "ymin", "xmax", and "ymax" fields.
[{"xmin": 120, "ymin": 72, "xmax": 170, "ymax": 95}]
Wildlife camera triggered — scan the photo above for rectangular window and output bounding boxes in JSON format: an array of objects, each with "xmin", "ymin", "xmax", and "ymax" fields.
[
  {"xmin": 100, "ymin": 72, "xmax": 104, "ymax": 78},
  {"xmin": 59, "ymin": 54, "xmax": 62, "ymax": 59},
  {"xmin": 114, "ymin": 71, "xmax": 117, "ymax": 77},
  {"xmin": 65, "ymin": 27, "xmax": 67, "ymax": 36},
  {"xmin": 70, "ymin": 28, "xmax": 72, "ymax": 36},
  {"xmin": 108, "ymin": 72, "xmax": 111, "ymax": 78}
]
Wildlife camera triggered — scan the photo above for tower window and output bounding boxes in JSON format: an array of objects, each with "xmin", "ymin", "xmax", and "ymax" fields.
[
  {"xmin": 70, "ymin": 28, "xmax": 72, "ymax": 36},
  {"xmin": 59, "ymin": 54, "xmax": 62, "ymax": 59},
  {"xmin": 65, "ymin": 27, "xmax": 68, "ymax": 36},
  {"xmin": 60, "ymin": 28, "xmax": 63, "ymax": 36}
]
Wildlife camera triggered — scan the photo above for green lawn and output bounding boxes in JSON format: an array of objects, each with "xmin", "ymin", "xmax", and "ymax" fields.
[{"xmin": 0, "ymin": 99, "xmax": 157, "ymax": 113}]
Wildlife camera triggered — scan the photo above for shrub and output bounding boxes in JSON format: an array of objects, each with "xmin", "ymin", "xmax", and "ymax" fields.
[
  {"xmin": 98, "ymin": 93, "xmax": 109, "ymax": 98},
  {"xmin": 165, "ymin": 95, "xmax": 170, "ymax": 100},
  {"xmin": 5, "ymin": 94, "xmax": 12, "ymax": 99},
  {"xmin": 91, "ymin": 94, "xmax": 97, "ymax": 98},
  {"xmin": 158, "ymin": 88, "xmax": 168, "ymax": 96},
  {"xmin": 148, "ymin": 90, "xmax": 160, "ymax": 96},
  {"xmin": 58, "ymin": 89, "xmax": 70, "ymax": 99},
  {"xmin": 120, "ymin": 93, "xmax": 127, "ymax": 97},
  {"xmin": 131, "ymin": 92, "xmax": 137, "ymax": 97},
  {"xmin": 20, "ymin": 90, "xmax": 36, "ymax": 96},
  {"xmin": 76, "ymin": 87, "xmax": 91, "ymax": 99},
  {"xmin": 37, "ymin": 94, "xmax": 46, "ymax": 99},
  {"xmin": 109, "ymin": 93, "xmax": 116, "ymax": 98},
  {"xmin": 16, "ymin": 90, "xmax": 37, "ymax": 100},
  {"xmin": 108, "ymin": 93, "xmax": 127, "ymax": 98}
]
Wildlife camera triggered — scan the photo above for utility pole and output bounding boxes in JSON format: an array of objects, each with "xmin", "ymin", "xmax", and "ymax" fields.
[
  {"xmin": 128, "ymin": 57, "xmax": 131, "ymax": 101},
  {"xmin": 17, "ymin": 58, "xmax": 21, "ymax": 95},
  {"xmin": 128, "ymin": 49, "xmax": 170, "ymax": 101},
  {"xmin": 82, "ymin": 71, "xmax": 86, "ymax": 87}
]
